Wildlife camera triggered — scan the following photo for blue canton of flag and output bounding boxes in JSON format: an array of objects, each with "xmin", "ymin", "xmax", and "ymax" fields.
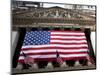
[{"xmin": 23, "ymin": 31, "xmax": 51, "ymax": 46}]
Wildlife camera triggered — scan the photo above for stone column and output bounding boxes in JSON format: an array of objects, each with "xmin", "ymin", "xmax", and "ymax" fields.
[
  {"xmin": 29, "ymin": 63, "xmax": 38, "ymax": 69},
  {"xmin": 60, "ymin": 61, "xmax": 68, "ymax": 68},
  {"xmin": 74, "ymin": 60, "xmax": 81, "ymax": 67},
  {"xmin": 46, "ymin": 62, "xmax": 53, "ymax": 69},
  {"xmin": 87, "ymin": 61, "xmax": 92, "ymax": 66},
  {"xmin": 16, "ymin": 62, "xmax": 23, "ymax": 70}
]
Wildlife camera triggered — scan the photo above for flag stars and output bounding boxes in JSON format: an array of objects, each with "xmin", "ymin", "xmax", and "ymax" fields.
[{"xmin": 23, "ymin": 31, "xmax": 50, "ymax": 46}]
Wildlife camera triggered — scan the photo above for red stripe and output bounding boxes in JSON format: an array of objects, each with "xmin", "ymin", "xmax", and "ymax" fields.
[
  {"xmin": 21, "ymin": 47, "xmax": 88, "ymax": 50},
  {"xmin": 51, "ymin": 34, "xmax": 85, "ymax": 36},
  {"xmin": 18, "ymin": 57, "xmax": 87, "ymax": 63},
  {"xmin": 50, "ymin": 38, "xmax": 86, "ymax": 40},
  {"xmin": 18, "ymin": 58, "xmax": 56, "ymax": 63},
  {"xmin": 50, "ymin": 42, "xmax": 87, "ymax": 45},
  {"xmin": 20, "ymin": 52, "xmax": 88, "ymax": 56},
  {"xmin": 51, "ymin": 30, "xmax": 83, "ymax": 33},
  {"xmin": 20, "ymin": 52, "xmax": 56, "ymax": 56},
  {"xmin": 59, "ymin": 52, "xmax": 88, "ymax": 54},
  {"xmin": 62, "ymin": 57, "xmax": 87, "ymax": 61}
]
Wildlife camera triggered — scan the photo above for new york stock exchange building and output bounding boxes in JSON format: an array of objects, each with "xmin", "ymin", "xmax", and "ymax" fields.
[{"xmin": 11, "ymin": 0, "xmax": 96, "ymax": 74}]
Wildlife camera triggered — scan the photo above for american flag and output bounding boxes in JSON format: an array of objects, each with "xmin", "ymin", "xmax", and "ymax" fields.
[
  {"xmin": 24, "ymin": 56, "xmax": 34, "ymax": 65},
  {"xmin": 56, "ymin": 50, "xmax": 63, "ymax": 64},
  {"xmin": 18, "ymin": 30, "xmax": 89, "ymax": 63},
  {"xmin": 21, "ymin": 51, "xmax": 34, "ymax": 65}
]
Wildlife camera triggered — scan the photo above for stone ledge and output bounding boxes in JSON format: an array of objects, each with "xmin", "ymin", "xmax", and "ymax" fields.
[{"xmin": 12, "ymin": 65, "xmax": 96, "ymax": 74}]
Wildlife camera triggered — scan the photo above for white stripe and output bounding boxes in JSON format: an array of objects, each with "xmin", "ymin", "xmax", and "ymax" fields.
[
  {"xmin": 21, "ymin": 49, "xmax": 56, "ymax": 54},
  {"xmin": 20, "ymin": 49, "xmax": 88, "ymax": 54},
  {"xmin": 60, "ymin": 54, "xmax": 88, "ymax": 58},
  {"xmin": 19, "ymin": 54, "xmax": 88, "ymax": 60},
  {"xmin": 51, "ymin": 40, "xmax": 87, "ymax": 43},
  {"xmin": 19, "ymin": 55, "xmax": 56, "ymax": 59},
  {"xmin": 58, "ymin": 49, "xmax": 88, "ymax": 52},
  {"xmin": 51, "ymin": 36, "xmax": 86, "ymax": 39},
  {"xmin": 22, "ymin": 44, "xmax": 88, "ymax": 48},
  {"xmin": 51, "ymin": 32, "xmax": 85, "ymax": 35}
]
